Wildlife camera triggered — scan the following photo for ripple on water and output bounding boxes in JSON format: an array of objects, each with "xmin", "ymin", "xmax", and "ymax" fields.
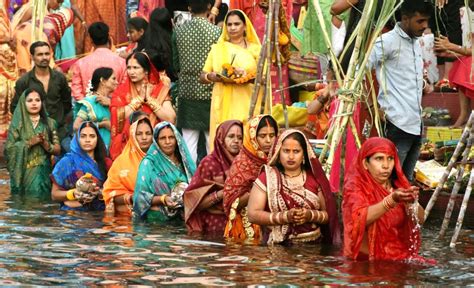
[
  {"xmin": 30, "ymin": 257, "xmax": 88, "ymax": 265},
  {"xmin": 159, "ymin": 276, "xmax": 235, "ymax": 286}
]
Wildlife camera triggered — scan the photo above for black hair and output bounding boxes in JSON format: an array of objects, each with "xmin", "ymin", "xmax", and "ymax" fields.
[
  {"xmin": 225, "ymin": 9, "xmax": 246, "ymax": 25},
  {"xmin": 144, "ymin": 8, "xmax": 176, "ymax": 81},
  {"xmin": 79, "ymin": 122, "xmax": 108, "ymax": 179},
  {"xmin": 24, "ymin": 88, "xmax": 51, "ymax": 138},
  {"xmin": 29, "ymin": 41, "xmax": 50, "ymax": 56},
  {"xmin": 256, "ymin": 115, "xmax": 278, "ymax": 135},
  {"xmin": 216, "ymin": 3, "xmax": 229, "ymax": 24},
  {"xmin": 136, "ymin": 117, "xmax": 153, "ymax": 132},
  {"xmin": 127, "ymin": 17, "xmax": 148, "ymax": 51},
  {"xmin": 126, "ymin": 52, "xmax": 151, "ymax": 74},
  {"xmin": 400, "ymin": 0, "xmax": 434, "ymax": 18},
  {"xmin": 188, "ymin": 0, "xmax": 210, "ymax": 14},
  {"xmin": 90, "ymin": 67, "xmax": 114, "ymax": 92},
  {"xmin": 88, "ymin": 22, "xmax": 110, "ymax": 46},
  {"xmin": 276, "ymin": 132, "xmax": 311, "ymax": 172},
  {"xmin": 130, "ymin": 110, "xmax": 148, "ymax": 124}
]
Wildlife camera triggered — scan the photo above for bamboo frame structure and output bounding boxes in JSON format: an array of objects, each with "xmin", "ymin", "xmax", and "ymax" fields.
[
  {"xmin": 249, "ymin": 0, "xmax": 289, "ymax": 128},
  {"xmin": 423, "ymin": 111, "xmax": 474, "ymax": 247}
]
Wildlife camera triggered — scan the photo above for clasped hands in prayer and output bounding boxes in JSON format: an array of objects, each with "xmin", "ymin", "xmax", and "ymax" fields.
[
  {"xmin": 131, "ymin": 83, "xmax": 161, "ymax": 111},
  {"xmin": 287, "ymin": 208, "xmax": 323, "ymax": 226}
]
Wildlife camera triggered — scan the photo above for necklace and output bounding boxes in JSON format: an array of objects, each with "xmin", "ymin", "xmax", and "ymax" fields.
[
  {"xmin": 283, "ymin": 168, "xmax": 303, "ymax": 178},
  {"xmin": 30, "ymin": 115, "xmax": 40, "ymax": 128}
]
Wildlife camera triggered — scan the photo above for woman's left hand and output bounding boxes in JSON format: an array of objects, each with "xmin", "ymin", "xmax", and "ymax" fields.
[
  {"xmin": 96, "ymin": 95, "xmax": 111, "ymax": 107},
  {"xmin": 38, "ymin": 133, "xmax": 50, "ymax": 151},
  {"xmin": 289, "ymin": 208, "xmax": 308, "ymax": 225},
  {"xmin": 434, "ymin": 35, "xmax": 452, "ymax": 52}
]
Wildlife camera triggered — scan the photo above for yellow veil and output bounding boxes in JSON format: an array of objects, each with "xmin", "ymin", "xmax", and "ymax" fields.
[{"xmin": 218, "ymin": 9, "xmax": 260, "ymax": 46}]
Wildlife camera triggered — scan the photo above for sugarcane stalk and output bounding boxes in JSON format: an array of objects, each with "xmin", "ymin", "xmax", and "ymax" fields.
[
  {"xmin": 260, "ymin": 0, "xmax": 274, "ymax": 115},
  {"xmin": 449, "ymin": 169, "xmax": 473, "ymax": 247},
  {"xmin": 249, "ymin": 0, "xmax": 273, "ymax": 119},
  {"xmin": 366, "ymin": 71, "xmax": 383, "ymax": 136},
  {"xmin": 439, "ymin": 124, "xmax": 474, "ymax": 238},
  {"xmin": 273, "ymin": 0, "xmax": 288, "ymax": 128},
  {"xmin": 339, "ymin": 127, "xmax": 347, "ymax": 193},
  {"xmin": 424, "ymin": 111, "xmax": 474, "ymax": 222}
]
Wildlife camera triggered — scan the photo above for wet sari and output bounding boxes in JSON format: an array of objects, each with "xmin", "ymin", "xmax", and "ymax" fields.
[
  {"xmin": 110, "ymin": 54, "xmax": 171, "ymax": 160},
  {"xmin": 5, "ymin": 90, "xmax": 59, "ymax": 199},
  {"xmin": 51, "ymin": 122, "xmax": 108, "ymax": 211},
  {"xmin": 184, "ymin": 120, "xmax": 243, "ymax": 234},
  {"xmin": 223, "ymin": 115, "xmax": 276, "ymax": 241},
  {"xmin": 102, "ymin": 119, "xmax": 147, "ymax": 217},
  {"xmin": 74, "ymin": 92, "xmax": 111, "ymax": 148},
  {"xmin": 343, "ymin": 137, "xmax": 421, "ymax": 260},
  {"xmin": 254, "ymin": 129, "xmax": 339, "ymax": 245},
  {"xmin": 133, "ymin": 121, "xmax": 196, "ymax": 222}
]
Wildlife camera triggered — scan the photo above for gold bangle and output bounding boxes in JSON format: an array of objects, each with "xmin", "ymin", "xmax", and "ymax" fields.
[
  {"xmin": 160, "ymin": 194, "xmax": 167, "ymax": 206},
  {"xmin": 210, "ymin": 7, "xmax": 219, "ymax": 16},
  {"xmin": 204, "ymin": 73, "xmax": 212, "ymax": 83},
  {"xmin": 269, "ymin": 213, "xmax": 274, "ymax": 225},
  {"xmin": 66, "ymin": 189, "xmax": 76, "ymax": 201},
  {"xmin": 283, "ymin": 211, "xmax": 289, "ymax": 223},
  {"xmin": 310, "ymin": 210, "xmax": 315, "ymax": 222}
]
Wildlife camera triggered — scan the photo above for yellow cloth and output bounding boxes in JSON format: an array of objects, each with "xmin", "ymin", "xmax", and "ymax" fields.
[{"xmin": 203, "ymin": 10, "xmax": 270, "ymax": 149}]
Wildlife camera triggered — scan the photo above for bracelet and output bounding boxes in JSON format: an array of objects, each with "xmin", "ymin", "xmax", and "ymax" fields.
[
  {"xmin": 283, "ymin": 211, "xmax": 289, "ymax": 224},
  {"xmin": 212, "ymin": 191, "xmax": 220, "ymax": 205},
  {"xmin": 310, "ymin": 210, "xmax": 315, "ymax": 222},
  {"xmin": 382, "ymin": 194, "xmax": 397, "ymax": 211},
  {"xmin": 320, "ymin": 211, "xmax": 327, "ymax": 224},
  {"xmin": 210, "ymin": 6, "xmax": 219, "ymax": 16},
  {"xmin": 269, "ymin": 213, "xmax": 275, "ymax": 225},
  {"xmin": 160, "ymin": 194, "xmax": 167, "ymax": 206},
  {"xmin": 47, "ymin": 143, "xmax": 54, "ymax": 154},
  {"xmin": 204, "ymin": 73, "xmax": 212, "ymax": 83},
  {"xmin": 66, "ymin": 189, "xmax": 76, "ymax": 201}
]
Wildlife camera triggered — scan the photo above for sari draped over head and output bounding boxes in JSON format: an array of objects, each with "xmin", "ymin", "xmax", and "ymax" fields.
[
  {"xmin": 110, "ymin": 52, "xmax": 171, "ymax": 160},
  {"xmin": 102, "ymin": 119, "xmax": 148, "ymax": 217},
  {"xmin": 204, "ymin": 9, "xmax": 269, "ymax": 148},
  {"xmin": 133, "ymin": 121, "xmax": 196, "ymax": 222},
  {"xmin": 51, "ymin": 121, "xmax": 108, "ymax": 211},
  {"xmin": 74, "ymin": 92, "xmax": 112, "ymax": 148},
  {"xmin": 256, "ymin": 129, "xmax": 340, "ymax": 245},
  {"xmin": 343, "ymin": 137, "xmax": 420, "ymax": 260},
  {"xmin": 223, "ymin": 114, "xmax": 277, "ymax": 241},
  {"xmin": 5, "ymin": 89, "xmax": 58, "ymax": 199},
  {"xmin": 184, "ymin": 120, "xmax": 243, "ymax": 234}
]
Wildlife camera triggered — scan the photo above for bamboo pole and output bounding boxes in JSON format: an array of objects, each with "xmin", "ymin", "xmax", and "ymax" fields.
[
  {"xmin": 439, "ymin": 124, "xmax": 474, "ymax": 238},
  {"xmin": 424, "ymin": 111, "xmax": 474, "ymax": 222},
  {"xmin": 273, "ymin": 0, "xmax": 289, "ymax": 128},
  {"xmin": 450, "ymin": 170, "xmax": 473, "ymax": 247},
  {"xmin": 260, "ymin": 0, "xmax": 275, "ymax": 115}
]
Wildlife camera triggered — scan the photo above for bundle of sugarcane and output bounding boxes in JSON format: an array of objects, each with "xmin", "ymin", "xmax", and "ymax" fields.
[
  {"xmin": 312, "ymin": 0, "xmax": 402, "ymax": 176},
  {"xmin": 31, "ymin": 0, "xmax": 48, "ymax": 42},
  {"xmin": 248, "ymin": 0, "xmax": 289, "ymax": 128}
]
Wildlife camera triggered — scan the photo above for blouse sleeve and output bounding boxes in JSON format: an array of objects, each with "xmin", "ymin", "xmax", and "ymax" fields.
[{"xmin": 254, "ymin": 171, "xmax": 267, "ymax": 191}]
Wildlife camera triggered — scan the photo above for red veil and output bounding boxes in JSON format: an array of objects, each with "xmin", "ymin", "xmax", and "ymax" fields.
[
  {"xmin": 109, "ymin": 53, "xmax": 170, "ymax": 159},
  {"xmin": 342, "ymin": 137, "xmax": 420, "ymax": 260}
]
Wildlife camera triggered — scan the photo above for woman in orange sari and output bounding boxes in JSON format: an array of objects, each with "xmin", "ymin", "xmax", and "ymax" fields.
[
  {"xmin": 343, "ymin": 137, "xmax": 425, "ymax": 261},
  {"xmin": 102, "ymin": 115, "xmax": 153, "ymax": 217},
  {"xmin": 223, "ymin": 114, "xmax": 278, "ymax": 242},
  {"xmin": 110, "ymin": 51, "xmax": 175, "ymax": 159},
  {"xmin": 184, "ymin": 120, "xmax": 243, "ymax": 235}
]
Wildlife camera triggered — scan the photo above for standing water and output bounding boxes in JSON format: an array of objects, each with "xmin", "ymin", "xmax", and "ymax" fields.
[{"xmin": 0, "ymin": 169, "xmax": 472, "ymax": 286}]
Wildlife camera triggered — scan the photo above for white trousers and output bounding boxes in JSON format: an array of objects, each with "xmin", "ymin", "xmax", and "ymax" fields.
[{"xmin": 182, "ymin": 128, "xmax": 209, "ymax": 163}]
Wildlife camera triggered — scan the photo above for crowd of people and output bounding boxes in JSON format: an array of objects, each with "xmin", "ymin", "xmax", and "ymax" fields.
[{"xmin": 4, "ymin": 0, "xmax": 465, "ymax": 262}]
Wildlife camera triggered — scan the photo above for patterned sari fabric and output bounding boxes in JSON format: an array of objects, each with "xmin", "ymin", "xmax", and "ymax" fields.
[
  {"xmin": 110, "ymin": 55, "xmax": 170, "ymax": 160},
  {"xmin": 223, "ymin": 115, "xmax": 277, "ymax": 241},
  {"xmin": 254, "ymin": 129, "xmax": 339, "ymax": 245},
  {"xmin": 5, "ymin": 90, "xmax": 59, "ymax": 199},
  {"xmin": 0, "ymin": 7, "xmax": 17, "ymax": 138},
  {"xmin": 184, "ymin": 120, "xmax": 243, "ymax": 234},
  {"xmin": 343, "ymin": 137, "xmax": 421, "ymax": 260},
  {"xmin": 51, "ymin": 122, "xmax": 108, "ymax": 211},
  {"xmin": 133, "ymin": 122, "xmax": 196, "ymax": 222},
  {"xmin": 74, "ymin": 92, "xmax": 112, "ymax": 148},
  {"xmin": 102, "ymin": 119, "xmax": 147, "ymax": 217}
]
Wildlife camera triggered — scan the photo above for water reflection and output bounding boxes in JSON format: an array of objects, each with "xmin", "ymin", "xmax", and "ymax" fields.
[{"xmin": 0, "ymin": 172, "xmax": 472, "ymax": 285}]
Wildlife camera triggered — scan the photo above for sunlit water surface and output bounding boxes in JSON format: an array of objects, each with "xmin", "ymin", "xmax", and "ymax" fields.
[{"xmin": 0, "ymin": 171, "xmax": 472, "ymax": 286}]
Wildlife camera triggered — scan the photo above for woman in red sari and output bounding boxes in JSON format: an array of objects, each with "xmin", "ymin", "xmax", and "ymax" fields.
[
  {"xmin": 248, "ymin": 129, "xmax": 339, "ymax": 245},
  {"xmin": 343, "ymin": 137, "xmax": 425, "ymax": 261},
  {"xmin": 110, "ymin": 51, "xmax": 175, "ymax": 159},
  {"xmin": 223, "ymin": 114, "xmax": 278, "ymax": 242},
  {"xmin": 184, "ymin": 120, "xmax": 243, "ymax": 235}
]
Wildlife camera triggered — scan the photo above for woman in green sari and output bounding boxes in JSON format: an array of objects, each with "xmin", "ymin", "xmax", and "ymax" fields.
[
  {"xmin": 73, "ymin": 67, "xmax": 118, "ymax": 149},
  {"xmin": 5, "ymin": 89, "xmax": 61, "ymax": 199},
  {"xmin": 133, "ymin": 121, "xmax": 196, "ymax": 223}
]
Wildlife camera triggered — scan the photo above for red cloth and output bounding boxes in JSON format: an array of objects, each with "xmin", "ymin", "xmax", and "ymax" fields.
[
  {"xmin": 109, "ymin": 55, "xmax": 169, "ymax": 160},
  {"xmin": 343, "ymin": 137, "xmax": 421, "ymax": 261},
  {"xmin": 184, "ymin": 120, "xmax": 243, "ymax": 233},
  {"xmin": 449, "ymin": 56, "xmax": 474, "ymax": 98}
]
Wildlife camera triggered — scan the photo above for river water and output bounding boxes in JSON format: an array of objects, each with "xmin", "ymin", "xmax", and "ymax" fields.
[{"xmin": 0, "ymin": 169, "xmax": 472, "ymax": 286}]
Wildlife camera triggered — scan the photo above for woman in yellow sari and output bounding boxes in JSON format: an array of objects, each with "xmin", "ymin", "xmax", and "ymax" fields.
[{"xmin": 200, "ymin": 9, "xmax": 268, "ymax": 147}]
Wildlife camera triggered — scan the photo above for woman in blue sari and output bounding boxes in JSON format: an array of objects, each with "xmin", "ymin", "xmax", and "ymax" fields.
[
  {"xmin": 73, "ymin": 67, "xmax": 118, "ymax": 149},
  {"xmin": 5, "ymin": 89, "xmax": 61, "ymax": 200},
  {"xmin": 51, "ymin": 121, "xmax": 109, "ymax": 211},
  {"xmin": 134, "ymin": 121, "xmax": 196, "ymax": 222}
]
